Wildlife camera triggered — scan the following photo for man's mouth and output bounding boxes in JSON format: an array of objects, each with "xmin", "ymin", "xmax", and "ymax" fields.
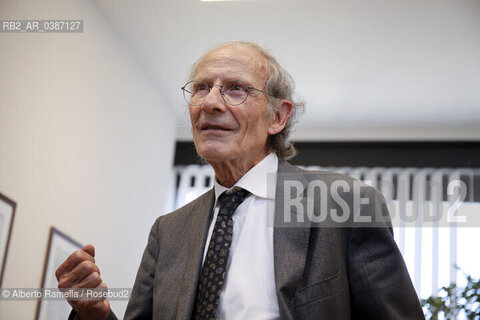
[{"xmin": 201, "ymin": 124, "xmax": 232, "ymax": 131}]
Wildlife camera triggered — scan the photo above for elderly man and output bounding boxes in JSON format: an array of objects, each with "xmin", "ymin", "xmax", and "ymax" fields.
[{"xmin": 57, "ymin": 41, "xmax": 425, "ymax": 319}]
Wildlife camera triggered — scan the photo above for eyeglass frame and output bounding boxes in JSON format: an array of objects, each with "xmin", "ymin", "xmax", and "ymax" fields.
[{"xmin": 181, "ymin": 79, "xmax": 277, "ymax": 106}]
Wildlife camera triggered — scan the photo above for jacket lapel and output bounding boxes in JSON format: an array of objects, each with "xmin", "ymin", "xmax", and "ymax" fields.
[
  {"xmin": 176, "ymin": 189, "xmax": 215, "ymax": 319},
  {"xmin": 274, "ymin": 161, "xmax": 311, "ymax": 319},
  {"xmin": 174, "ymin": 161, "xmax": 311, "ymax": 319}
]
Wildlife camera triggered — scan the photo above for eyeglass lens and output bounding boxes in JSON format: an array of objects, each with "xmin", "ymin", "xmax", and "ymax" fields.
[{"xmin": 183, "ymin": 80, "xmax": 249, "ymax": 106}]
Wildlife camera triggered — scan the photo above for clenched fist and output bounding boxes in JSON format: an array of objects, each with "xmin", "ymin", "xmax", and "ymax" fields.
[{"xmin": 56, "ymin": 244, "xmax": 111, "ymax": 320}]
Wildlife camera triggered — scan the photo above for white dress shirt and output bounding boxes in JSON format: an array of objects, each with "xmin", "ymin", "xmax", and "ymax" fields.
[{"xmin": 202, "ymin": 152, "xmax": 280, "ymax": 320}]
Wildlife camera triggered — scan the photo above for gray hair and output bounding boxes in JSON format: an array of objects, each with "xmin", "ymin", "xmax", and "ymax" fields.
[{"xmin": 187, "ymin": 41, "xmax": 305, "ymax": 160}]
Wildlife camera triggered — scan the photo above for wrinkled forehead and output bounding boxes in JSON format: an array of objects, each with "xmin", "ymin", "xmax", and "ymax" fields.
[{"xmin": 195, "ymin": 44, "xmax": 269, "ymax": 85}]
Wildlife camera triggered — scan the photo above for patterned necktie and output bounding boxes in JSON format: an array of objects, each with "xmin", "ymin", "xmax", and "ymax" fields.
[{"xmin": 193, "ymin": 187, "xmax": 251, "ymax": 320}]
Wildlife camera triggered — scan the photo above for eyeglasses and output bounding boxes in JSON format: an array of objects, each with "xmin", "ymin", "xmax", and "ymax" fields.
[{"xmin": 181, "ymin": 79, "xmax": 274, "ymax": 106}]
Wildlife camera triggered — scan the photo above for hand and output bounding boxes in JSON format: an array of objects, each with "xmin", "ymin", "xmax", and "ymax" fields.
[{"xmin": 56, "ymin": 244, "xmax": 111, "ymax": 320}]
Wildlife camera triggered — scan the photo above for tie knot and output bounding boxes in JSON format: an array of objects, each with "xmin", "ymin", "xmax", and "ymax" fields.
[{"xmin": 218, "ymin": 187, "xmax": 251, "ymax": 216}]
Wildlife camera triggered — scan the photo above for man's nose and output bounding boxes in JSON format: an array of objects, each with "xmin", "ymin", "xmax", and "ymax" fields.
[{"xmin": 202, "ymin": 85, "xmax": 226, "ymax": 113}]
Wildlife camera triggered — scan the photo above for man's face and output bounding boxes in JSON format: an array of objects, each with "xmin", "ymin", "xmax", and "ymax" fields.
[{"xmin": 189, "ymin": 44, "xmax": 274, "ymax": 166}]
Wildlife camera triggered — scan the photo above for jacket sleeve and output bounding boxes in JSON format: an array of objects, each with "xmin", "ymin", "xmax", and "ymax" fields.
[
  {"xmin": 347, "ymin": 186, "xmax": 425, "ymax": 319},
  {"xmin": 123, "ymin": 217, "xmax": 162, "ymax": 319},
  {"xmin": 68, "ymin": 309, "xmax": 118, "ymax": 320}
]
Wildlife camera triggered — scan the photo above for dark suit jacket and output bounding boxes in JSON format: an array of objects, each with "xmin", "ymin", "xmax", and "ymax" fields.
[{"xmin": 71, "ymin": 161, "xmax": 425, "ymax": 320}]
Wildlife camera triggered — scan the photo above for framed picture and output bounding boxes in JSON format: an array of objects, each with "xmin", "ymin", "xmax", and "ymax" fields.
[
  {"xmin": 0, "ymin": 192, "xmax": 16, "ymax": 288},
  {"xmin": 36, "ymin": 227, "xmax": 82, "ymax": 320}
]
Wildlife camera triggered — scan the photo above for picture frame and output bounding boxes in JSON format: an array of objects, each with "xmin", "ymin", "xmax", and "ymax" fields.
[
  {"xmin": 36, "ymin": 227, "xmax": 82, "ymax": 320},
  {"xmin": 0, "ymin": 192, "xmax": 16, "ymax": 288}
]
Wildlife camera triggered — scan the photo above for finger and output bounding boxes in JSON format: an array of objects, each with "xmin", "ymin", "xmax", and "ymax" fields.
[
  {"xmin": 86, "ymin": 281, "xmax": 109, "ymax": 302},
  {"xmin": 81, "ymin": 244, "xmax": 95, "ymax": 258},
  {"xmin": 56, "ymin": 249, "xmax": 96, "ymax": 280},
  {"xmin": 74, "ymin": 271, "xmax": 102, "ymax": 290},
  {"xmin": 97, "ymin": 281, "xmax": 107, "ymax": 290},
  {"xmin": 58, "ymin": 260, "xmax": 100, "ymax": 288}
]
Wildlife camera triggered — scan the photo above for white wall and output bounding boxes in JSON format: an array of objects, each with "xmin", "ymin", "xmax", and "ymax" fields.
[
  {"xmin": 0, "ymin": 0, "xmax": 176, "ymax": 318},
  {"xmin": 93, "ymin": 0, "xmax": 480, "ymax": 133}
]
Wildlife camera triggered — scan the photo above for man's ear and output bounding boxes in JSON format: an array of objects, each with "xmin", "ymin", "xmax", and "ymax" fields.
[{"xmin": 268, "ymin": 100, "xmax": 293, "ymax": 135}]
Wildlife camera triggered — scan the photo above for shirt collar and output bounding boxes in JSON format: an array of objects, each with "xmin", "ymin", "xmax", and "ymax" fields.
[{"xmin": 214, "ymin": 152, "xmax": 278, "ymax": 203}]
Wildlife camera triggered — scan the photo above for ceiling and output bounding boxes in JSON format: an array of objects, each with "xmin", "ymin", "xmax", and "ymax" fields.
[{"xmin": 92, "ymin": 0, "xmax": 480, "ymax": 139}]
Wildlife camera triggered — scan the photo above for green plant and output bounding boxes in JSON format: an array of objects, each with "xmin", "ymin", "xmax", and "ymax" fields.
[{"xmin": 422, "ymin": 273, "xmax": 480, "ymax": 319}]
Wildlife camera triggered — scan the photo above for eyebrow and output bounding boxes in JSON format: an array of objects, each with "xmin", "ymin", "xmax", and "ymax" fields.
[{"xmin": 194, "ymin": 77, "xmax": 252, "ymax": 85}]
